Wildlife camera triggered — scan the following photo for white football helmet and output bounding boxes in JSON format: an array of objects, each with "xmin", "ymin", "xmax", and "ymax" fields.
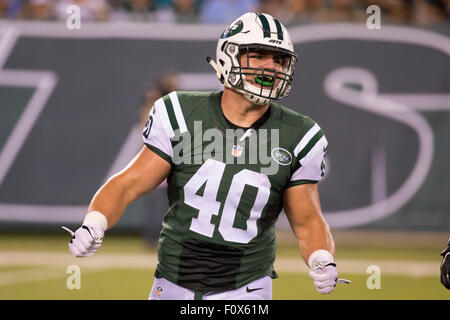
[{"xmin": 208, "ymin": 12, "xmax": 297, "ymax": 105}]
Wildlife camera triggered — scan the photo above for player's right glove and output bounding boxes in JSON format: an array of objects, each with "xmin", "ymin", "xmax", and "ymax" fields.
[
  {"xmin": 440, "ymin": 238, "xmax": 450, "ymax": 289},
  {"xmin": 62, "ymin": 211, "xmax": 108, "ymax": 258}
]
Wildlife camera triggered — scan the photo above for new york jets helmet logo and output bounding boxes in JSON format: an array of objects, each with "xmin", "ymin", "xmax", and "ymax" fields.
[
  {"xmin": 271, "ymin": 148, "xmax": 292, "ymax": 165},
  {"xmin": 221, "ymin": 20, "xmax": 244, "ymax": 39}
]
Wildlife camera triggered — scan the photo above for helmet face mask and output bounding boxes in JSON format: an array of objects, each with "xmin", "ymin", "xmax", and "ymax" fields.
[
  {"xmin": 230, "ymin": 43, "xmax": 297, "ymax": 104},
  {"xmin": 211, "ymin": 13, "xmax": 298, "ymax": 105}
]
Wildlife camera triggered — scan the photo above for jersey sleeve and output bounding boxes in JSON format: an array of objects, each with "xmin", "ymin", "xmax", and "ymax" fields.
[
  {"xmin": 286, "ymin": 121, "xmax": 328, "ymax": 188},
  {"xmin": 143, "ymin": 92, "xmax": 189, "ymax": 164}
]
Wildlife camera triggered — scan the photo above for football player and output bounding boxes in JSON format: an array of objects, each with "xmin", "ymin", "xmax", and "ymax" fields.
[
  {"xmin": 66, "ymin": 12, "xmax": 345, "ymax": 299},
  {"xmin": 440, "ymin": 237, "xmax": 450, "ymax": 290}
]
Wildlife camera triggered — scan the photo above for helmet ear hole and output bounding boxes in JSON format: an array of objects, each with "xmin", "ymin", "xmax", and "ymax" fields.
[
  {"xmin": 219, "ymin": 59, "xmax": 225, "ymax": 66},
  {"xmin": 220, "ymin": 41, "xmax": 228, "ymax": 52}
]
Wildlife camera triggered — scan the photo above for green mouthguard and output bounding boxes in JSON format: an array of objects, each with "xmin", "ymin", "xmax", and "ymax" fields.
[{"xmin": 255, "ymin": 77, "xmax": 274, "ymax": 86}]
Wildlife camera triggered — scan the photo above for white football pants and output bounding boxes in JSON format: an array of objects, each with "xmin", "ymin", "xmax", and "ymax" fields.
[{"xmin": 148, "ymin": 276, "xmax": 272, "ymax": 300}]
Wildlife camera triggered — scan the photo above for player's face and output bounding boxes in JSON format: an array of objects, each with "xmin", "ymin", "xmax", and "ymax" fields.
[{"xmin": 239, "ymin": 48, "xmax": 287, "ymax": 89}]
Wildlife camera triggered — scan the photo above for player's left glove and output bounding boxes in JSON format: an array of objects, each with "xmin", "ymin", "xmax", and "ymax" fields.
[
  {"xmin": 308, "ymin": 250, "xmax": 338, "ymax": 294},
  {"xmin": 308, "ymin": 249, "xmax": 350, "ymax": 294},
  {"xmin": 440, "ymin": 238, "xmax": 450, "ymax": 290}
]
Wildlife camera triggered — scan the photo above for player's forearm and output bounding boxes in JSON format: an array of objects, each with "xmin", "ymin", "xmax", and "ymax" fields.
[
  {"xmin": 296, "ymin": 219, "xmax": 335, "ymax": 266},
  {"xmin": 86, "ymin": 174, "xmax": 137, "ymax": 229}
]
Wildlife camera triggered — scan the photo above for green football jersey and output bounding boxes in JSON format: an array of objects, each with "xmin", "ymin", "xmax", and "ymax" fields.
[{"xmin": 142, "ymin": 90, "xmax": 328, "ymax": 293}]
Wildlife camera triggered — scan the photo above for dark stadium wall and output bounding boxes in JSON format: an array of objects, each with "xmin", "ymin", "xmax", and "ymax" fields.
[{"xmin": 0, "ymin": 23, "xmax": 448, "ymax": 232}]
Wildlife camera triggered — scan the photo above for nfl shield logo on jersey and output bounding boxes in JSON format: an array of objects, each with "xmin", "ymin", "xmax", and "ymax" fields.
[{"xmin": 232, "ymin": 145, "xmax": 243, "ymax": 157}]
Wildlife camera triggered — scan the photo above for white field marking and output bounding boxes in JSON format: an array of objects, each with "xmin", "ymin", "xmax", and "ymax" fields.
[
  {"xmin": 0, "ymin": 251, "xmax": 158, "ymax": 286},
  {"xmin": 0, "ymin": 266, "xmax": 102, "ymax": 286},
  {"xmin": 0, "ymin": 22, "xmax": 448, "ymax": 224},
  {"xmin": 0, "ymin": 251, "xmax": 158, "ymax": 269},
  {"xmin": 0, "ymin": 250, "xmax": 438, "ymax": 287}
]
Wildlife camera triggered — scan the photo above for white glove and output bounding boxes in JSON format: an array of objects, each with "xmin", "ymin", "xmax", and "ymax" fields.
[
  {"xmin": 68, "ymin": 223, "xmax": 104, "ymax": 257},
  {"xmin": 63, "ymin": 211, "xmax": 108, "ymax": 258},
  {"xmin": 308, "ymin": 250, "xmax": 343, "ymax": 294}
]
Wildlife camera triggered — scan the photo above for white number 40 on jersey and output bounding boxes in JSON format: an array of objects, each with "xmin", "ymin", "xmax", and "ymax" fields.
[{"xmin": 184, "ymin": 159, "xmax": 270, "ymax": 244}]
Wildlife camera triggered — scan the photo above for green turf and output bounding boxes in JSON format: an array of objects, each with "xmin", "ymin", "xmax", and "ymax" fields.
[
  {"xmin": 1, "ymin": 268, "xmax": 447, "ymax": 300},
  {"xmin": 0, "ymin": 265, "xmax": 37, "ymax": 273},
  {"xmin": 0, "ymin": 268, "xmax": 154, "ymax": 300},
  {"xmin": 273, "ymin": 273, "xmax": 449, "ymax": 300}
]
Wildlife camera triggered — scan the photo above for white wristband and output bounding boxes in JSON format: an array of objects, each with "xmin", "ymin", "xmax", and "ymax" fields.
[
  {"xmin": 83, "ymin": 211, "xmax": 108, "ymax": 231},
  {"xmin": 308, "ymin": 249, "xmax": 334, "ymax": 269}
]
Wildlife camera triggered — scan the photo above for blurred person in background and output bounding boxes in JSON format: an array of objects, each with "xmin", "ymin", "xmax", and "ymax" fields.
[
  {"xmin": 364, "ymin": 0, "xmax": 414, "ymax": 25},
  {"xmin": 281, "ymin": 0, "xmax": 325, "ymax": 24},
  {"xmin": 21, "ymin": 0, "xmax": 55, "ymax": 20},
  {"xmin": 126, "ymin": 0, "xmax": 152, "ymax": 21},
  {"xmin": 366, "ymin": 0, "xmax": 450, "ymax": 26},
  {"xmin": 173, "ymin": 0, "xmax": 198, "ymax": 23},
  {"xmin": 139, "ymin": 71, "xmax": 180, "ymax": 133},
  {"xmin": 0, "ymin": 0, "xmax": 8, "ymax": 17},
  {"xmin": 55, "ymin": 0, "xmax": 111, "ymax": 22},
  {"xmin": 199, "ymin": 0, "xmax": 259, "ymax": 24},
  {"xmin": 282, "ymin": 0, "xmax": 317, "ymax": 25},
  {"xmin": 151, "ymin": 0, "xmax": 175, "ymax": 22},
  {"xmin": 257, "ymin": 0, "xmax": 296, "ymax": 25},
  {"xmin": 411, "ymin": 0, "xmax": 450, "ymax": 26},
  {"xmin": 108, "ymin": 0, "xmax": 132, "ymax": 22},
  {"xmin": 328, "ymin": 0, "xmax": 366, "ymax": 22},
  {"xmin": 150, "ymin": 0, "xmax": 199, "ymax": 23},
  {"xmin": 312, "ymin": 0, "xmax": 366, "ymax": 23}
]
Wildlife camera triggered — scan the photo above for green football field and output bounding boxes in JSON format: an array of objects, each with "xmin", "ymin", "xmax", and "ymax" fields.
[{"xmin": 0, "ymin": 231, "xmax": 448, "ymax": 300}]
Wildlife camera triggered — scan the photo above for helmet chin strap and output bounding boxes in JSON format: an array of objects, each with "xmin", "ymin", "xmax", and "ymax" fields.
[{"xmin": 242, "ymin": 90, "xmax": 270, "ymax": 105}]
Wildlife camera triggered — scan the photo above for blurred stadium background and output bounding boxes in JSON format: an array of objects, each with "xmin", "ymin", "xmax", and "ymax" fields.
[{"xmin": 0, "ymin": 0, "xmax": 449, "ymax": 300}]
